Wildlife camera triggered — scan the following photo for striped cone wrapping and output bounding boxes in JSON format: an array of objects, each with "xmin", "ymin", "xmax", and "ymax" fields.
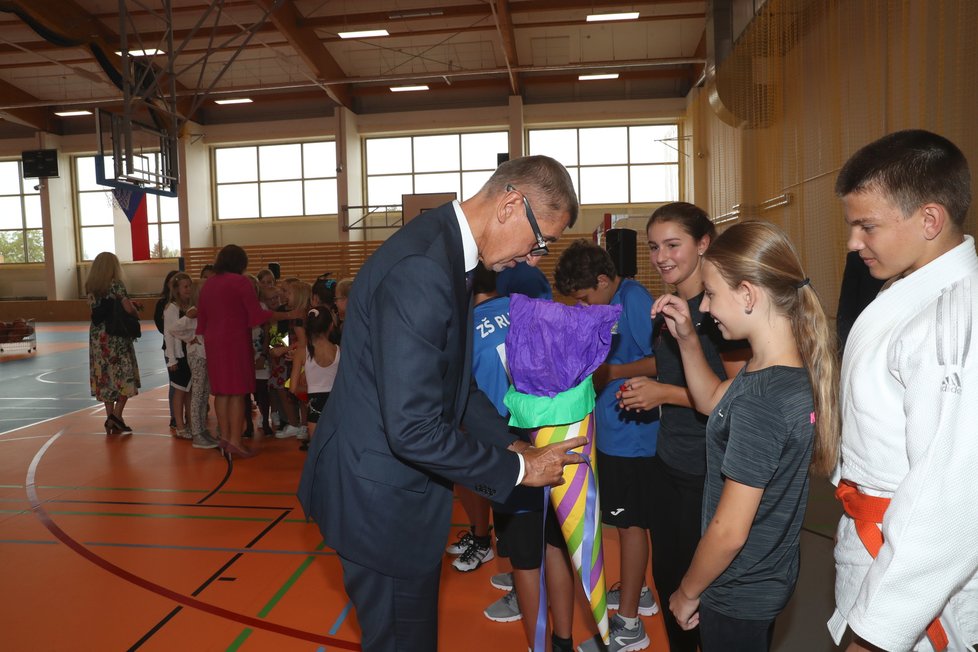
[{"xmin": 530, "ymin": 413, "xmax": 609, "ymax": 645}]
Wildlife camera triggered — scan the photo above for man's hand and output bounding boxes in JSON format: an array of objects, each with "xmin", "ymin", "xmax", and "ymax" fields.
[
  {"xmin": 519, "ymin": 437, "xmax": 587, "ymax": 487},
  {"xmin": 508, "ymin": 440, "xmax": 531, "ymax": 454}
]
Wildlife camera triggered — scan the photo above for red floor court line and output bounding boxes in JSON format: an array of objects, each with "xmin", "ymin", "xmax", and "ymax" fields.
[{"xmin": 1, "ymin": 385, "xmax": 670, "ymax": 651}]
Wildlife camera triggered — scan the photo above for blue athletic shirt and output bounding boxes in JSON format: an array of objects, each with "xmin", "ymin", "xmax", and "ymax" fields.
[
  {"xmin": 472, "ymin": 295, "xmax": 512, "ymax": 417},
  {"xmin": 595, "ymin": 278, "xmax": 660, "ymax": 457}
]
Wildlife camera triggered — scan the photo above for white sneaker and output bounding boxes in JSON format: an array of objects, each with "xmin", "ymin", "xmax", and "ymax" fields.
[
  {"xmin": 274, "ymin": 425, "xmax": 297, "ymax": 439},
  {"xmin": 452, "ymin": 539, "xmax": 494, "ymax": 572},
  {"xmin": 295, "ymin": 427, "xmax": 309, "ymax": 442}
]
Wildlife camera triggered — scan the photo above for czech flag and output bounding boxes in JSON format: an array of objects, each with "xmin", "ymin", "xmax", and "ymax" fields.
[{"xmin": 112, "ymin": 187, "xmax": 150, "ymax": 261}]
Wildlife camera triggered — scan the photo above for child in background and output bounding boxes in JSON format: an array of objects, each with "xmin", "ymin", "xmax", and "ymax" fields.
[
  {"xmin": 617, "ymin": 202, "xmax": 748, "ymax": 652},
  {"xmin": 241, "ymin": 274, "xmax": 270, "ymax": 440},
  {"xmin": 293, "ymin": 307, "xmax": 340, "ymax": 451},
  {"xmin": 274, "ymin": 279, "xmax": 310, "ymax": 441},
  {"xmin": 267, "ymin": 280, "xmax": 300, "ymax": 438},
  {"xmin": 176, "ymin": 279, "xmax": 218, "ymax": 449},
  {"xmin": 656, "ymin": 221, "xmax": 838, "ymax": 651},
  {"xmin": 334, "ymin": 277, "xmax": 353, "ymax": 325},
  {"xmin": 154, "ymin": 270, "xmax": 179, "ymax": 432},
  {"xmin": 163, "ymin": 272, "xmax": 194, "ymax": 440},
  {"xmin": 556, "ymin": 240, "xmax": 658, "ymax": 652}
]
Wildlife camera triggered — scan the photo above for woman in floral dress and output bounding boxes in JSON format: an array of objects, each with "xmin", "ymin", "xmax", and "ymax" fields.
[{"xmin": 87, "ymin": 251, "xmax": 141, "ymax": 435}]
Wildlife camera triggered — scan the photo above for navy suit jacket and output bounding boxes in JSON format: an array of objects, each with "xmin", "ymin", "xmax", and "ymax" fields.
[{"xmin": 297, "ymin": 203, "xmax": 520, "ymax": 578}]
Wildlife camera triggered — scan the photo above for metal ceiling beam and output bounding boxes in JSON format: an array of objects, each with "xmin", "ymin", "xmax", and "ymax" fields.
[{"xmin": 255, "ymin": 0, "xmax": 352, "ymax": 110}]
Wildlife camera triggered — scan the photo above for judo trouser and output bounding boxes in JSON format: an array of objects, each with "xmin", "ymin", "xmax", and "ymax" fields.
[{"xmin": 340, "ymin": 554, "xmax": 440, "ymax": 652}]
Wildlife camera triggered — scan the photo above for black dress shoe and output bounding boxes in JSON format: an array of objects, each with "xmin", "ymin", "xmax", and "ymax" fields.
[{"xmin": 109, "ymin": 414, "xmax": 133, "ymax": 432}]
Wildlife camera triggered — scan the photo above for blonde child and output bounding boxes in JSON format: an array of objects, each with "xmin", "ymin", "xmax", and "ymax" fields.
[
  {"xmin": 163, "ymin": 272, "xmax": 194, "ymax": 439},
  {"xmin": 272, "ymin": 279, "xmax": 310, "ymax": 440},
  {"xmin": 292, "ymin": 307, "xmax": 340, "ymax": 451},
  {"xmin": 334, "ymin": 277, "xmax": 353, "ymax": 326},
  {"xmin": 656, "ymin": 221, "xmax": 838, "ymax": 651},
  {"xmin": 175, "ymin": 279, "xmax": 218, "ymax": 449}
]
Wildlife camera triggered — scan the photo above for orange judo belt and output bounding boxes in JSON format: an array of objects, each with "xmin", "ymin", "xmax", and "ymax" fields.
[{"xmin": 835, "ymin": 480, "xmax": 948, "ymax": 651}]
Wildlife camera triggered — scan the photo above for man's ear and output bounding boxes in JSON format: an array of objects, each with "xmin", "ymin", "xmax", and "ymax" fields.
[
  {"xmin": 497, "ymin": 188, "xmax": 521, "ymax": 225},
  {"xmin": 596, "ymin": 274, "xmax": 611, "ymax": 289},
  {"xmin": 919, "ymin": 202, "xmax": 950, "ymax": 241}
]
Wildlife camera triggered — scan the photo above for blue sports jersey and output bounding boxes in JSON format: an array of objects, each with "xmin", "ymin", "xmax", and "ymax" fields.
[
  {"xmin": 472, "ymin": 295, "xmax": 512, "ymax": 417},
  {"xmin": 595, "ymin": 278, "xmax": 659, "ymax": 457}
]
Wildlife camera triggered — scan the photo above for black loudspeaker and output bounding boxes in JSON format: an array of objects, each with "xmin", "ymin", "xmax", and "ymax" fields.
[
  {"xmin": 177, "ymin": 256, "xmax": 185, "ymax": 271},
  {"xmin": 497, "ymin": 152, "xmax": 510, "ymax": 166},
  {"xmin": 268, "ymin": 261, "xmax": 281, "ymax": 279},
  {"xmin": 605, "ymin": 228, "xmax": 637, "ymax": 278}
]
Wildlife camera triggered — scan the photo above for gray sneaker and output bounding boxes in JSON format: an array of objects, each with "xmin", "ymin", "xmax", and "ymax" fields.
[
  {"xmin": 483, "ymin": 589, "xmax": 521, "ymax": 622},
  {"xmin": 606, "ymin": 584, "xmax": 659, "ymax": 616},
  {"xmin": 490, "ymin": 571, "xmax": 513, "ymax": 591},
  {"xmin": 192, "ymin": 432, "xmax": 219, "ymax": 449},
  {"xmin": 576, "ymin": 614, "xmax": 649, "ymax": 652}
]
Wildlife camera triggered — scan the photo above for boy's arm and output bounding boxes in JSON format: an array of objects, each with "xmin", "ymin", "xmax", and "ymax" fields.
[
  {"xmin": 846, "ymin": 296, "xmax": 978, "ymax": 651},
  {"xmin": 593, "ymin": 356, "xmax": 657, "ymax": 393}
]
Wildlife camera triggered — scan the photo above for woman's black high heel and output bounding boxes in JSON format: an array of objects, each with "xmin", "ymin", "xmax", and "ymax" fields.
[
  {"xmin": 104, "ymin": 419, "xmax": 119, "ymax": 435},
  {"xmin": 109, "ymin": 414, "xmax": 132, "ymax": 433}
]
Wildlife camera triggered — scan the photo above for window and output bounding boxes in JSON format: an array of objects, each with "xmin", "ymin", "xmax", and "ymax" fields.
[
  {"xmin": 213, "ymin": 141, "xmax": 338, "ymax": 219},
  {"xmin": 528, "ymin": 125, "xmax": 680, "ymax": 204},
  {"xmin": 75, "ymin": 155, "xmax": 179, "ymax": 261},
  {"xmin": 0, "ymin": 160, "xmax": 43, "ymax": 264},
  {"xmin": 364, "ymin": 132, "xmax": 508, "ymax": 206}
]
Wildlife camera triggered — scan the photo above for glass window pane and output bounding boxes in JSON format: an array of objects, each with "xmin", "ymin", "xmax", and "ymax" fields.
[
  {"xmin": 215, "ymin": 147, "xmax": 257, "ymax": 183},
  {"xmin": 26, "ymin": 229, "xmax": 44, "ymax": 262},
  {"xmin": 413, "ymin": 135, "xmax": 460, "ymax": 173},
  {"xmin": 260, "ymin": 180, "xmax": 304, "ymax": 217},
  {"xmin": 462, "ymin": 170, "xmax": 493, "ymax": 199},
  {"xmin": 160, "ymin": 195, "xmax": 179, "ymax": 222},
  {"xmin": 528, "ymin": 129, "xmax": 578, "ymax": 166},
  {"xmin": 303, "ymin": 141, "xmax": 336, "ymax": 178},
  {"xmin": 146, "ymin": 195, "xmax": 159, "ymax": 223},
  {"xmin": 0, "ymin": 161, "xmax": 21, "ymax": 195},
  {"xmin": 630, "ymin": 164, "xmax": 679, "ymax": 202},
  {"xmin": 461, "ymin": 132, "xmax": 509, "ymax": 170},
  {"xmin": 75, "ymin": 156, "xmax": 114, "ymax": 191},
  {"xmin": 304, "ymin": 179, "xmax": 338, "ymax": 215},
  {"xmin": 24, "ymin": 177, "xmax": 40, "ymax": 194},
  {"xmin": 414, "ymin": 172, "xmax": 460, "ymax": 197},
  {"xmin": 159, "ymin": 223, "xmax": 181, "ymax": 258},
  {"xmin": 79, "ymin": 191, "xmax": 115, "ymax": 226},
  {"xmin": 81, "ymin": 226, "xmax": 115, "ymax": 260},
  {"xmin": 579, "ymin": 127, "xmax": 628, "ymax": 165},
  {"xmin": 366, "ymin": 138, "xmax": 412, "ymax": 175},
  {"xmin": 149, "ymin": 224, "xmax": 161, "ymax": 259},
  {"xmin": 367, "ymin": 175, "xmax": 413, "ymax": 206},
  {"xmin": 217, "ymin": 183, "xmax": 259, "ymax": 219},
  {"xmin": 0, "ymin": 230, "xmax": 25, "ymax": 263},
  {"xmin": 579, "ymin": 166, "xmax": 629, "ymax": 204},
  {"xmin": 24, "ymin": 194, "xmax": 41, "ymax": 228},
  {"xmin": 630, "ymin": 125, "xmax": 679, "ymax": 164},
  {"xmin": 259, "ymin": 144, "xmax": 302, "ymax": 181},
  {"xmin": 0, "ymin": 196, "xmax": 22, "ymax": 229}
]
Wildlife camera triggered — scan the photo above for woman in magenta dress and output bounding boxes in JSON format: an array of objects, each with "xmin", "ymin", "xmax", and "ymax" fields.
[{"xmin": 196, "ymin": 245, "xmax": 287, "ymax": 457}]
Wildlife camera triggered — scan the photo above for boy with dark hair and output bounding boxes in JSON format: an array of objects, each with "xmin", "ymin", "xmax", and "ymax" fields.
[
  {"xmin": 830, "ymin": 129, "xmax": 978, "ymax": 651},
  {"xmin": 555, "ymin": 239, "xmax": 659, "ymax": 652}
]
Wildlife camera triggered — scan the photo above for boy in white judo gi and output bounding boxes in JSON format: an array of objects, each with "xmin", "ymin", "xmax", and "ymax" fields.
[{"xmin": 829, "ymin": 129, "xmax": 978, "ymax": 651}]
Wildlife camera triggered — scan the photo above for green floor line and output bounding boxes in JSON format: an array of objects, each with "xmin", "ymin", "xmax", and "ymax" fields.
[{"xmin": 226, "ymin": 541, "xmax": 328, "ymax": 651}]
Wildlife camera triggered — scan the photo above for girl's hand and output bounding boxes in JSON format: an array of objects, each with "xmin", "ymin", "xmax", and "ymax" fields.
[
  {"xmin": 616, "ymin": 377, "xmax": 667, "ymax": 411},
  {"xmin": 270, "ymin": 345, "xmax": 288, "ymax": 358},
  {"xmin": 185, "ymin": 306, "xmax": 198, "ymax": 318},
  {"xmin": 652, "ymin": 294, "xmax": 695, "ymax": 340},
  {"xmin": 668, "ymin": 587, "xmax": 701, "ymax": 631}
]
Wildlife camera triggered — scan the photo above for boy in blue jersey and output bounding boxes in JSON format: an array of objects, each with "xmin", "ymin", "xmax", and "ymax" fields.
[
  {"xmin": 470, "ymin": 263, "xmax": 583, "ymax": 652},
  {"xmin": 555, "ymin": 240, "xmax": 659, "ymax": 652}
]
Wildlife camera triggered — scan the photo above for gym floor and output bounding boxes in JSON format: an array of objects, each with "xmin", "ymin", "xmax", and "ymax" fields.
[{"xmin": 0, "ymin": 323, "xmax": 843, "ymax": 651}]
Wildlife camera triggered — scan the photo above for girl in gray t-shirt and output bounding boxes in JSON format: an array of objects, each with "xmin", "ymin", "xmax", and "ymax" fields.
[{"xmin": 652, "ymin": 221, "xmax": 840, "ymax": 652}]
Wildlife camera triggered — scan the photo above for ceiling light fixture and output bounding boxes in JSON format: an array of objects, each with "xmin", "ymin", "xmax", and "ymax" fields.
[
  {"xmin": 390, "ymin": 85, "xmax": 429, "ymax": 92},
  {"xmin": 214, "ymin": 98, "xmax": 254, "ymax": 105},
  {"xmin": 115, "ymin": 48, "xmax": 165, "ymax": 56},
  {"xmin": 338, "ymin": 29, "xmax": 390, "ymax": 39},
  {"xmin": 578, "ymin": 73, "xmax": 620, "ymax": 81},
  {"xmin": 389, "ymin": 10, "xmax": 443, "ymax": 19},
  {"xmin": 54, "ymin": 110, "xmax": 93, "ymax": 117},
  {"xmin": 586, "ymin": 12, "xmax": 640, "ymax": 22}
]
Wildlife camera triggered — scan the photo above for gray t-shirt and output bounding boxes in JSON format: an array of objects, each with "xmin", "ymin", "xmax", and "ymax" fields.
[
  {"xmin": 654, "ymin": 293, "xmax": 743, "ymax": 476},
  {"xmin": 700, "ymin": 365, "xmax": 815, "ymax": 620}
]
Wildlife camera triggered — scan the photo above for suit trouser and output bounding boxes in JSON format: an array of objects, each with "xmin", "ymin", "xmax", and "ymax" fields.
[{"xmin": 340, "ymin": 554, "xmax": 441, "ymax": 652}]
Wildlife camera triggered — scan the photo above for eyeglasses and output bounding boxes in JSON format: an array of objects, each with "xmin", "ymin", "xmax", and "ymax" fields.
[{"xmin": 506, "ymin": 184, "xmax": 549, "ymax": 257}]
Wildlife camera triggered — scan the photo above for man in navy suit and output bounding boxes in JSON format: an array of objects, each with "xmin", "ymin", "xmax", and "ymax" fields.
[{"xmin": 298, "ymin": 155, "xmax": 585, "ymax": 651}]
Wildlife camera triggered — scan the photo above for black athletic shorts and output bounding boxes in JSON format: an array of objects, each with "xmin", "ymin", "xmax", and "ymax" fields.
[
  {"xmin": 596, "ymin": 450, "xmax": 653, "ymax": 529},
  {"xmin": 493, "ymin": 508, "xmax": 565, "ymax": 570},
  {"xmin": 307, "ymin": 392, "xmax": 330, "ymax": 423},
  {"xmin": 167, "ymin": 356, "xmax": 191, "ymax": 391}
]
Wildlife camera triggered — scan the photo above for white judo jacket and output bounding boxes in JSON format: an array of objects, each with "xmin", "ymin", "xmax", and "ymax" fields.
[{"xmin": 829, "ymin": 236, "xmax": 978, "ymax": 651}]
